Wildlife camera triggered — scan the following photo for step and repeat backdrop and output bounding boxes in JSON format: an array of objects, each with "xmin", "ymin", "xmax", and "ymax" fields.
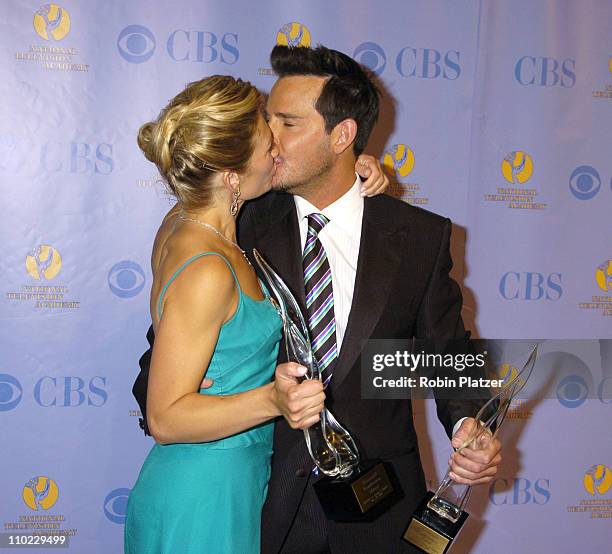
[{"xmin": 1, "ymin": 1, "xmax": 610, "ymax": 552}]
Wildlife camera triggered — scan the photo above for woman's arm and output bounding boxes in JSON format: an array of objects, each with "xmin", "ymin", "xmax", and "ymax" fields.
[{"xmin": 147, "ymin": 255, "xmax": 323, "ymax": 444}]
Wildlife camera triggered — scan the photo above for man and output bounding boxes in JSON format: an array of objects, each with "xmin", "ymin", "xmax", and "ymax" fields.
[{"xmin": 236, "ymin": 45, "xmax": 501, "ymax": 553}]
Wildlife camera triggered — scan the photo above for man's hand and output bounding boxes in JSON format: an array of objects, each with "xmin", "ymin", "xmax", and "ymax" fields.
[
  {"xmin": 272, "ymin": 362, "xmax": 325, "ymax": 429},
  {"xmin": 356, "ymin": 154, "xmax": 389, "ymax": 197},
  {"xmin": 448, "ymin": 417, "xmax": 502, "ymax": 485}
]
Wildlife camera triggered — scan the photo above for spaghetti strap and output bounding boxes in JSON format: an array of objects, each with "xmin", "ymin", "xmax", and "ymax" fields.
[{"xmin": 156, "ymin": 252, "xmax": 239, "ymax": 319}]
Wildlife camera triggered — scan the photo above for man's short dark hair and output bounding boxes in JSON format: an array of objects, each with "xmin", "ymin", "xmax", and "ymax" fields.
[{"xmin": 270, "ymin": 44, "xmax": 380, "ymax": 156}]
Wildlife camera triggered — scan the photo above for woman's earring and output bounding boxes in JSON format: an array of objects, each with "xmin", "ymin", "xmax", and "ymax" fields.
[{"xmin": 230, "ymin": 186, "xmax": 241, "ymax": 216}]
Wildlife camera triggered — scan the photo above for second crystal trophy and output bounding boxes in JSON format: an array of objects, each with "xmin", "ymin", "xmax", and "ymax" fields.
[
  {"xmin": 254, "ymin": 249, "xmax": 399, "ymax": 521},
  {"xmin": 403, "ymin": 344, "xmax": 538, "ymax": 554}
]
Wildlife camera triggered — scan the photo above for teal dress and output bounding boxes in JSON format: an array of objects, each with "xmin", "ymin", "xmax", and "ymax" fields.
[{"xmin": 125, "ymin": 252, "xmax": 282, "ymax": 554}]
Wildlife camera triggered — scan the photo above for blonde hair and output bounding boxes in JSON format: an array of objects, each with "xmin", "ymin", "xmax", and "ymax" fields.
[{"xmin": 137, "ymin": 75, "xmax": 261, "ymax": 208}]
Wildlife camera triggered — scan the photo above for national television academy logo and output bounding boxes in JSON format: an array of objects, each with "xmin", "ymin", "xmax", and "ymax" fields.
[
  {"xmin": 383, "ymin": 144, "xmax": 415, "ymax": 178},
  {"xmin": 26, "ymin": 245, "xmax": 62, "ymax": 280},
  {"xmin": 595, "ymin": 260, "xmax": 612, "ymax": 292},
  {"xmin": 34, "ymin": 4, "xmax": 70, "ymax": 41},
  {"xmin": 501, "ymin": 151, "xmax": 533, "ymax": 184},
  {"xmin": 276, "ymin": 22, "xmax": 311, "ymax": 48},
  {"xmin": 583, "ymin": 465, "xmax": 612, "ymax": 496},
  {"xmin": 22, "ymin": 476, "xmax": 60, "ymax": 511}
]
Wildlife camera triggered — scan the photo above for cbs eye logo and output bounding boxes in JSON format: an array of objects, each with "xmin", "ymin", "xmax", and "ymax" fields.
[
  {"xmin": 353, "ymin": 42, "xmax": 386, "ymax": 76},
  {"xmin": 556, "ymin": 374, "xmax": 589, "ymax": 408},
  {"xmin": 0, "ymin": 374, "xmax": 23, "ymax": 411},
  {"xmin": 108, "ymin": 261, "xmax": 146, "ymax": 298},
  {"xmin": 104, "ymin": 488, "xmax": 130, "ymax": 524},
  {"xmin": 569, "ymin": 165, "xmax": 611, "ymax": 200},
  {"xmin": 117, "ymin": 25, "xmax": 156, "ymax": 63}
]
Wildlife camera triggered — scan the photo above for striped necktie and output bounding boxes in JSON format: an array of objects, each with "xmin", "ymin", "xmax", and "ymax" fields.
[{"xmin": 303, "ymin": 213, "xmax": 337, "ymax": 387}]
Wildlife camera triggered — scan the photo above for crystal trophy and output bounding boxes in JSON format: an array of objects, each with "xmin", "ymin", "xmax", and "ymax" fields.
[
  {"xmin": 253, "ymin": 249, "xmax": 399, "ymax": 521},
  {"xmin": 403, "ymin": 345, "xmax": 538, "ymax": 553}
]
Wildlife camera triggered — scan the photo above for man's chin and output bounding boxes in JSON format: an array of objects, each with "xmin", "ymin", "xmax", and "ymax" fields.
[{"xmin": 271, "ymin": 177, "xmax": 290, "ymax": 192}]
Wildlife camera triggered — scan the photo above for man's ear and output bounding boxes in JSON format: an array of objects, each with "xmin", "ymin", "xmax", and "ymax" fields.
[
  {"xmin": 331, "ymin": 118, "xmax": 358, "ymax": 155},
  {"xmin": 222, "ymin": 171, "xmax": 241, "ymax": 193}
]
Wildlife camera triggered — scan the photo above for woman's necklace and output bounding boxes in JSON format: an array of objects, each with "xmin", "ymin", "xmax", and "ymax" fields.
[{"xmin": 178, "ymin": 212, "xmax": 251, "ymax": 266}]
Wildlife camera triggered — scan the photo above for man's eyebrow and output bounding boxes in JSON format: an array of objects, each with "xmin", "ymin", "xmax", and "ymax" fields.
[{"xmin": 270, "ymin": 111, "xmax": 305, "ymax": 120}]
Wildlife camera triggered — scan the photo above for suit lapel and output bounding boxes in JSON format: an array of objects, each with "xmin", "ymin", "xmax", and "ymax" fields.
[
  {"xmin": 252, "ymin": 194, "xmax": 306, "ymax": 312},
  {"xmin": 331, "ymin": 198, "xmax": 407, "ymax": 390}
]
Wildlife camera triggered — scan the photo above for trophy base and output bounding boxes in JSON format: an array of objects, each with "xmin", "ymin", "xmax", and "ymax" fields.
[
  {"xmin": 402, "ymin": 491, "xmax": 469, "ymax": 554},
  {"xmin": 313, "ymin": 460, "xmax": 401, "ymax": 522}
]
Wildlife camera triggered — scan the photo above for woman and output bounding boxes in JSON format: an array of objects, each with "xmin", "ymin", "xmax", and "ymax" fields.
[{"xmin": 124, "ymin": 75, "xmax": 387, "ymax": 553}]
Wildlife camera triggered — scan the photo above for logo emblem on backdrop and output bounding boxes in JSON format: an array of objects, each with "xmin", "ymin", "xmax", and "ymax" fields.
[
  {"xmin": 108, "ymin": 261, "xmax": 146, "ymax": 298},
  {"xmin": 383, "ymin": 144, "xmax": 415, "ymax": 178},
  {"xmin": 16, "ymin": 4, "xmax": 88, "ymax": 71},
  {"xmin": 117, "ymin": 25, "xmax": 157, "ymax": 63},
  {"xmin": 578, "ymin": 259, "xmax": 612, "ymax": 317},
  {"xmin": 381, "ymin": 143, "xmax": 428, "ymax": 205},
  {"xmin": 33, "ymin": 3, "xmax": 70, "ymax": 41},
  {"xmin": 276, "ymin": 22, "xmax": 311, "ymax": 48},
  {"xmin": 25, "ymin": 245, "xmax": 62, "ymax": 280},
  {"xmin": 568, "ymin": 464, "xmax": 612, "ymax": 518},
  {"xmin": 353, "ymin": 42, "xmax": 386, "ymax": 75},
  {"xmin": 501, "ymin": 151, "xmax": 533, "ymax": 184},
  {"xmin": 104, "ymin": 488, "xmax": 131, "ymax": 524},
  {"xmin": 484, "ymin": 150, "xmax": 545, "ymax": 209},
  {"xmin": 22, "ymin": 477, "xmax": 59, "ymax": 511},
  {"xmin": 596, "ymin": 260, "xmax": 612, "ymax": 292},
  {"xmin": 569, "ymin": 165, "xmax": 602, "ymax": 200},
  {"xmin": 0, "ymin": 374, "xmax": 23, "ymax": 411},
  {"xmin": 555, "ymin": 374, "xmax": 588, "ymax": 408},
  {"xmin": 584, "ymin": 465, "xmax": 612, "ymax": 496}
]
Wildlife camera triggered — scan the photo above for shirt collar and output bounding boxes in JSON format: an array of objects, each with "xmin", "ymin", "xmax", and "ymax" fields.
[{"xmin": 294, "ymin": 174, "xmax": 363, "ymax": 233}]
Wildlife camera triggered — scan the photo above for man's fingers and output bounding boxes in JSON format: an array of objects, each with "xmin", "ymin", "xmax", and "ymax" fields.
[
  {"xmin": 459, "ymin": 443, "xmax": 501, "ymax": 465},
  {"xmin": 449, "ymin": 467, "xmax": 498, "ymax": 484},
  {"xmin": 450, "ymin": 450, "xmax": 501, "ymax": 474},
  {"xmin": 287, "ymin": 390, "xmax": 325, "ymax": 416},
  {"xmin": 291, "ymin": 404, "xmax": 325, "ymax": 428},
  {"xmin": 275, "ymin": 362, "xmax": 308, "ymax": 382},
  {"xmin": 449, "ymin": 472, "xmax": 495, "ymax": 486},
  {"xmin": 295, "ymin": 414, "xmax": 321, "ymax": 429}
]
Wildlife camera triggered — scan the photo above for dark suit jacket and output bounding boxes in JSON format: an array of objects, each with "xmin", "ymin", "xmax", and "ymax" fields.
[
  {"xmin": 237, "ymin": 191, "xmax": 481, "ymax": 553},
  {"xmin": 133, "ymin": 190, "xmax": 482, "ymax": 553}
]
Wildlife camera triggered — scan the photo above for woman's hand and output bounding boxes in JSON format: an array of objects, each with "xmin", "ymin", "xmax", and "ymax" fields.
[
  {"xmin": 355, "ymin": 154, "xmax": 389, "ymax": 197},
  {"xmin": 272, "ymin": 362, "xmax": 325, "ymax": 429}
]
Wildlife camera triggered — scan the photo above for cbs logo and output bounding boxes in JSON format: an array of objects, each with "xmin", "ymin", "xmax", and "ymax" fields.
[{"xmin": 108, "ymin": 261, "xmax": 146, "ymax": 299}]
